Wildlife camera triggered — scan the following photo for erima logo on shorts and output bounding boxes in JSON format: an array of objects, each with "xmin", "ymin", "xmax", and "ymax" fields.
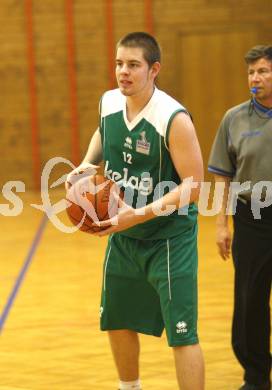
[
  {"xmin": 99, "ymin": 306, "xmax": 103, "ymax": 317},
  {"xmin": 176, "ymin": 321, "xmax": 188, "ymax": 334}
]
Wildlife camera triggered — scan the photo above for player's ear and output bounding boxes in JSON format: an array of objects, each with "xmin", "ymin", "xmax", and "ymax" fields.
[{"xmin": 150, "ymin": 61, "xmax": 160, "ymax": 79}]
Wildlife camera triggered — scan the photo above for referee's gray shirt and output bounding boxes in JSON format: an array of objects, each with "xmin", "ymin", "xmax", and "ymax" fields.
[{"xmin": 208, "ymin": 100, "xmax": 272, "ymax": 201}]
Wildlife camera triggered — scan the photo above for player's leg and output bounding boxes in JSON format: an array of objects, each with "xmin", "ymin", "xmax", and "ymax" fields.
[
  {"xmin": 108, "ymin": 329, "xmax": 140, "ymax": 382},
  {"xmin": 173, "ymin": 344, "xmax": 205, "ymax": 390},
  {"xmin": 148, "ymin": 223, "xmax": 204, "ymax": 389},
  {"xmin": 100, "ymin": 234, "xmax": 164, "ymax": 389}
]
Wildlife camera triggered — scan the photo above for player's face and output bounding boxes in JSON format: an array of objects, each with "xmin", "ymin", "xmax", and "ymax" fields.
[
  {"xmin": 115, "ymin": 46, "xmax": 159, "ymax": 97},
  {"xmin": 248, "ymin": 58, "xmax": 272, "ymax": 106}
]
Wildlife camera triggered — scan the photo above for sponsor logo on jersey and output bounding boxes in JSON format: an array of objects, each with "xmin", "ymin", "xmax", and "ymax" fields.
[
  {"xmin": 176, "ymin": 321, "xmax": 188, "ymax": 334},
  {"xmin": 124, "ymin": 136, "xmax": 133, "ymax": 150},
  {"xmin": 104, "ymin": 160, "xmax": 153, "ymax": 196},
  {"xmin": 136, "ymin": 131, "xmax": 150, "ymax": 155}
]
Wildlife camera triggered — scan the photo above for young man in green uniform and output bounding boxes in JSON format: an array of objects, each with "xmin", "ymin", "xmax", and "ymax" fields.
[
  {"xmin": 67, "ymin": 32, "xmax": 204, "ymax": 390},
  {"xmin": 208, "ymin": 45, "xmax": 272, "ymax": 390}
]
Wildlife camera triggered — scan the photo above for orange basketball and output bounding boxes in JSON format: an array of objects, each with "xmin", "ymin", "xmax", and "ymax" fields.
[{"xmin": 66, "ymin": 174, "xmax": 123, "ymax": 233}]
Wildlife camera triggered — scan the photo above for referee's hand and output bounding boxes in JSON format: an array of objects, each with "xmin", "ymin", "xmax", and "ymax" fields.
[{"xmin": 216, "ymin": 225, "xmax": 232, "ymax": 260}]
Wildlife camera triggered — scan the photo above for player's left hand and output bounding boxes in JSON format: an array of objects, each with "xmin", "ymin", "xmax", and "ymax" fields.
[{"xmin": 92, "ymin": 198, "xmax": 145, "ymax": 236}]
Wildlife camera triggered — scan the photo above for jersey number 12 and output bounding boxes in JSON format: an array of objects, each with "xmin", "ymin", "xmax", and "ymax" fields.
[{"xmin": 123, "ymin": 152, "xmax": 132, "ymax": 164}]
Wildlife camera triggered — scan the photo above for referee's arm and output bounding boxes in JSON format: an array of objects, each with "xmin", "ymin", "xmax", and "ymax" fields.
[{"xmin": 213, "ymin": 174, "xmax": 232, "ymax": 261}]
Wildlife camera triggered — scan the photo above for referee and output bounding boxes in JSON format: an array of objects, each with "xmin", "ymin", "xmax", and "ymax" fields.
[{"xmin": 208, "ymin": 45, "xmax": 272, "ymax": 390}]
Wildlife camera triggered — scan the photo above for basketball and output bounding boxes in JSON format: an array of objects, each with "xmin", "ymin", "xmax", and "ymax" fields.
[{"xmin": 66, "ymin": 174, "xmax": 123, "ymax": 233}]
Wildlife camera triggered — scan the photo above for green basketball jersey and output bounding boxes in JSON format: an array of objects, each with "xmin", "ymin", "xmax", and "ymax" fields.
[{"xmin": 99, "ymin": 87, "xmax": 197, "ymax": 239}]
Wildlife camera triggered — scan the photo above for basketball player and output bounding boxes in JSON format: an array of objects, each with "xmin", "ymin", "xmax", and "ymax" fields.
[
  {"xmin": 67, "ymin": 32, "xmax": 204, "ymax": 390},
  {"xmin": 208, "ymin": 45, "xmax": 272, "ymax": 390}
]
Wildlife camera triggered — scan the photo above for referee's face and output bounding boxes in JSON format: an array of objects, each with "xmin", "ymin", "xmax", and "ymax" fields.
[
  {"xmin": 115, "ymin": 46, "xmax": 160, "ymax": 98},
  {"xmin": 248, "ymin": 58, "xmax": 272, "ymax": 106}
]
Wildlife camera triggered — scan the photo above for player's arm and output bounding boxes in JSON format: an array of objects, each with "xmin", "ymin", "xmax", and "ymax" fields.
[
  {"xmin": 213, "ymin": 174, "xmax": 232, "ymax": 260},
  {"xmin": 81, "ymin": 128, "xmax": 103, "ymax": 165},
  {"xmin": 141, "ymin": 111, "xmax": 203, "ymax": 214},
  {"xmin": 166, "ymin": 111, "xmax": 204, "ymax": 205},
  {"xmin": 66, "ymin": 128, "xmax": 103, "ymax": 188},
  {"xmin": 96, "ymin": 112, "xmax": 204, "ymax": 235}
]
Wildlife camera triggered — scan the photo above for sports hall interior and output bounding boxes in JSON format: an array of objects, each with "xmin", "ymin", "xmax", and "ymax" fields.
[{"xmin": 0, "ymin": 1, "xmax": 271, "ymax": 389}]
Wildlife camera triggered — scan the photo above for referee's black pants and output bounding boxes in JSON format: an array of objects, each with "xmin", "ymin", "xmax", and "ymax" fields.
[{"xmin": 232, "ymin": 199, "xmax": 272, "ymax": 386}]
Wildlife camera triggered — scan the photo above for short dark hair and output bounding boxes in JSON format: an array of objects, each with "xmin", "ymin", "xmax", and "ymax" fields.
[
  {"xmin": 245, "ymin": 45, "xmax": 272, "ymax": 64},
  {"xmin": 116, "ymin": 32, "xmax": 161, "ymax": 67}
]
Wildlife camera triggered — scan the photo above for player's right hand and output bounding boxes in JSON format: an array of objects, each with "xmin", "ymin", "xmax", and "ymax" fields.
[
  {"xmin": 216, "ymin": 224, "xmax": 232, "ymax": 261},
  {"xmin": 65, "ymin": 162, "xmax": 100, "ymax": 190}
]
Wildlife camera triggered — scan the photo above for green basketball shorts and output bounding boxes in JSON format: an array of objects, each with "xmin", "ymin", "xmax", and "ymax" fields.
[{"xmin": 100, "ymin": 224, "xmax": 199, "ymax": 347}]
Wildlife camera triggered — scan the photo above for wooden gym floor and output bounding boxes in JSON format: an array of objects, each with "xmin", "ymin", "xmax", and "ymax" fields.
[{"xmin": 0, "ymin": 190, "xmax": 244, "ymax": 390}]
